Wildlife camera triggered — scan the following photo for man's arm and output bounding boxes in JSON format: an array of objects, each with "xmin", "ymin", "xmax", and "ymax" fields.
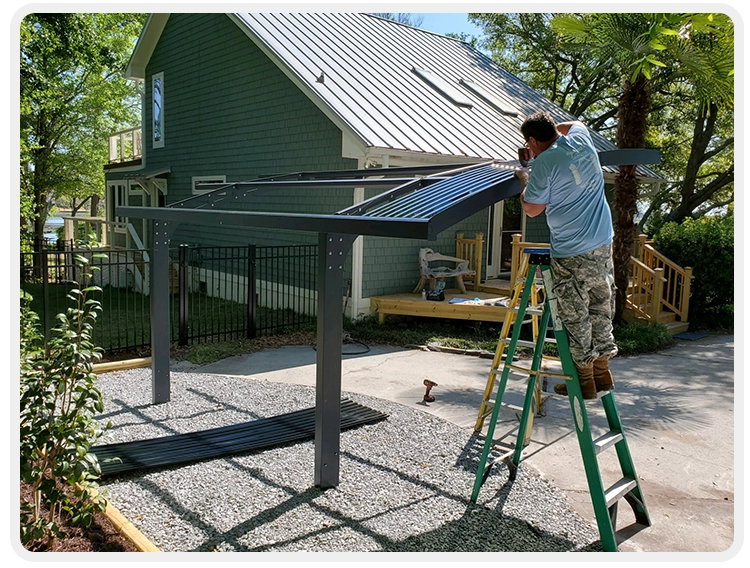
[
  {"xmin": 520, "ymin": 189, "xmax": 547, "ymax": 218},
  {"xmin": 515, "ymin": 168, "xmax": 547, "ymax": 218}
]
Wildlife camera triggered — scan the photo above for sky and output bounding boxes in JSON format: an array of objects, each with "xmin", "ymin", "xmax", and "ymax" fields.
[{"xmin": 415, "ymin": 13, "xmax": 484, "ymax": 38}]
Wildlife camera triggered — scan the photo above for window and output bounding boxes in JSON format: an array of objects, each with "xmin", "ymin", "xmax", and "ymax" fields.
[
  {"xmin": 192, "ymin": 175, "xmax": 227, "ymax": 195},
  {"xmin": 458, "ymin": 79, "xmax": 519, "ymax": 117},
  {"xmin": 153, "ymin": 72, "xmax": 164, "ymax": 148},
  {"xmin": 412, "ymin": 67, "xmax": 473, "ymax": 108}
]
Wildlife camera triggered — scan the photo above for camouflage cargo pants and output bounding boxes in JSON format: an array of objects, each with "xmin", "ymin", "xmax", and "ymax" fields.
[{"xmin": 550, "ymin": 243, "xmax": 618, "ymax": 367}]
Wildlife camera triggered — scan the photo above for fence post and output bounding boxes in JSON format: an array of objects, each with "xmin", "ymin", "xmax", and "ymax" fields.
[
  {"xmin": 41, "ymin": 246, "xmax": 50, "ymax": 343},
  {"xmin": 510, "ymin": 233, "xmax": 522, "ymax": 286},
  {"xmin": 247, "ymin": 244, "xmax": 257, "ymax": 339},
  {"xmin": 178, "ymin": 244, "xmax": 189, "ymax": 346}
]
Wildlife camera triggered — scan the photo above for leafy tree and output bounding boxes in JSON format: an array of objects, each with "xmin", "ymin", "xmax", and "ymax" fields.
[
  {"xmin": 547, "ymin": 13, "xmax": 733, "ymax": 322},
  {"xmin": 641, "ymin": 101, "xmax": 734, "ymax": 232},
  {"xmin": 20, "ymin": 13, "xmax": 146, "ymax": 243},
  {"xmin": 469, "ymin": 13, "xmax": 622, "ymax": 129}
]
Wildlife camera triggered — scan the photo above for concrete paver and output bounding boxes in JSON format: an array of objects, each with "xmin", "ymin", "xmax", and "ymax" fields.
[{"xmin": 194, "ymin": 333, "xmax": 736, "ymax": 555}]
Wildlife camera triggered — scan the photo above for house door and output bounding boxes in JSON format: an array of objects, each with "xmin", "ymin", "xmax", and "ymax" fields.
[{"xmin": 486, "ymin": 195, "xmax": 523, "ymax": 278}]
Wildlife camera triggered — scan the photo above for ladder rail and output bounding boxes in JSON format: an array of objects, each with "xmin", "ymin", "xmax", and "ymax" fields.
[
  {"xmin": 471, "ymin": 266, "xmax": 539, "ymax": 502},
  {"xmin": 474, "ymin": 252, "xmax": 546, "ymax": 432}
]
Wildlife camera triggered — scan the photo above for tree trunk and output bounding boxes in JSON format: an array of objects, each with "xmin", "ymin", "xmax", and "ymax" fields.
[{"xmin": 612, "ymin": 74, "xmax": 650, "ymax": 323}]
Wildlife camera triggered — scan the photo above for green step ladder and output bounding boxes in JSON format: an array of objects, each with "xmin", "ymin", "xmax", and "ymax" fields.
[{"xmin": 470, "ymin": 248, "xmax": 651, "ymax": 552}]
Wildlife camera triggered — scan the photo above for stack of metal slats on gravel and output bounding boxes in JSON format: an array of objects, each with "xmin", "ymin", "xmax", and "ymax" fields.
[{"xmin": 94, "ymin": 399, "xmax": 388, "ymax": 477}]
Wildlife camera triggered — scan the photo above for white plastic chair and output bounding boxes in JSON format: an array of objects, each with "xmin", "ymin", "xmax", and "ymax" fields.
[{"xmin": 412, "ymin": 248, "xmax": 476, "ymax": 295}]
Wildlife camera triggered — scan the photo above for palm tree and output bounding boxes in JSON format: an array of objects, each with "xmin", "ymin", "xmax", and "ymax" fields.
[{"xmin": 550, "ymin": 13, "xmax": 733, "ymax": 323}]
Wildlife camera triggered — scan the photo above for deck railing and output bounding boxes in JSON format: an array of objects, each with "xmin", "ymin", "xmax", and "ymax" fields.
[
  {"xmin": 455, "ymin": 232, "xmax": 484, "ymax": 292},
  {"xmin": 630, "ymin": 234, "xmax": 693, "ymax": 323},
  {"xmin": 509, "ymin": 234, "xmax": 549, "ymax": 285},
  {"xmin": 508, "ymin": 233, "xmax": 692, "ymax": 325}
]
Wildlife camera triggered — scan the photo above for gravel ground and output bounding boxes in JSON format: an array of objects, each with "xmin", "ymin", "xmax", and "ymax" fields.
[{"xmin": 94, "ymin": 368, "xmax": 602, "ymax": 553}]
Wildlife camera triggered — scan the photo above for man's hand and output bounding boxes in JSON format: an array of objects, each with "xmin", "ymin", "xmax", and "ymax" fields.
[{"xmin": 515, "ymin": 167, "xmax": 530, "ymax": 189}]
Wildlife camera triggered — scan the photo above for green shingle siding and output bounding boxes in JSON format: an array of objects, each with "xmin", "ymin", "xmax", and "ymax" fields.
[{"xmin": 121, "ymin": 13, "xmax": 355, "ymax": 249}]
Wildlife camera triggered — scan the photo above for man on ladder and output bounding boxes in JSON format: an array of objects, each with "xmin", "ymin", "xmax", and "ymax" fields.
[
  {"xmin": 515, "ymin": 111, "xmax": 617, "ymax": 399},
  {"xmin": 471, "ymin": 114, "xmax": 651, "ymax": 551}
]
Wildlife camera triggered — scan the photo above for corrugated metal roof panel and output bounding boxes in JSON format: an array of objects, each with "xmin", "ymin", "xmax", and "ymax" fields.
[{"xmin": 232, "ymin": 12, "xmax": 660, "ymax": 179}]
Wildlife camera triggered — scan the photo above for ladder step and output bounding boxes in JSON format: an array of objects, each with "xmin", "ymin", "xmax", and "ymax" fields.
[
  {"xmin": 489, "ymin": 446, "xmax": 515, "ymax": 465},
  {"xmin": 484, "ymin": 399, "xmax": 525, "ymax": 414},
  {"xmin": 490, "ymin": 363, "xmax": 531, "ymax": 382},
  {"xmin": 509, "ymin": 307, "xmax": 545, "ymax": 316},
  {"xmin": 500, "ymin": 337, "xmax": 557, "ymax": 348},
  {"xmin": 504, "ymin": 363, "xmax": 572, "ymax": 380},
  {"xmin": 604, "ymin": 477, "xmax": 638, "ymax": 508},
  {"xmin": 501, "ymin": 338, "xmax": 539, "ymax": 349},
  {"xmin": 593, "ymin": 431, "xmax": 623, "ymax": 455}
]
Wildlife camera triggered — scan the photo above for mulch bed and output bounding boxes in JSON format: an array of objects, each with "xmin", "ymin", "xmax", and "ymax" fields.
[{"xmin": 19, "ymin": 481, "xmax": 140, "ymax": 552}]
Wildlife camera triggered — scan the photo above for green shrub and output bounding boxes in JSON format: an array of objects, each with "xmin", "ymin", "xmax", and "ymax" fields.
[
  {"xmin": 654, "ymin": 216, "xmax": 733, "ymax": 321},
  {"xmin": 613, "ymin": 320, "xmax": 674, "ymax": 356},
  {"xmin": 19, "ymin": 254, "xmax": 109, "ymax": 547}
]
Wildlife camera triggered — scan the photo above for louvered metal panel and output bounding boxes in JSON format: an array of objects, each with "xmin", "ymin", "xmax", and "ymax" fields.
[
  {"xmin": 357, "ymin": 164, "xmax": 515, "ymax": 220},
  {"xmin": 94, "ymin": 399, "xmax": 388, "ymax": 477}
]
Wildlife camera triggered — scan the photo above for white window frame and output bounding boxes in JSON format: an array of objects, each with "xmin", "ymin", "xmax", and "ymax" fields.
[
  {"xmin": 192, "ymin": 175, "xmax": 227, "ymax": 195},
  {"xmin": 152, "ymin": 72, "xmax": 165, "ymax": 148}
]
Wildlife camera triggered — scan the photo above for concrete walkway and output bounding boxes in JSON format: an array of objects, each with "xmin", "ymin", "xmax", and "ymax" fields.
[{"xmin": 193, "ymin": 333, "xmax": 736, "ymax": 555}]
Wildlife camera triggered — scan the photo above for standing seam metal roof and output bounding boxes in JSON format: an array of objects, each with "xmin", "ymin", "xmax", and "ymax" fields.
[
  {"xmin": 125, "ymin": 13, "xmax": 660, "ymax": 179},
  {"xmin": 231, "ymin": 13, "xmax": 659, "ymax": 179}
]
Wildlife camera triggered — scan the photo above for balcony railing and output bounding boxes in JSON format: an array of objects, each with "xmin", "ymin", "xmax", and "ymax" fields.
[{"xmin": 108, "ymin": 126, "xmax": 142, "ymax": 164}]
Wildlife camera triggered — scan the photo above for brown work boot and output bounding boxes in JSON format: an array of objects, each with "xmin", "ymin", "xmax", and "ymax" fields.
[
  {"xmin": 593, "ymin": 355, "xmax": 615, "ymax": 392},
  {"xmin": 554, "ymin": 362, "xmax": 597, "ymax": 399}
]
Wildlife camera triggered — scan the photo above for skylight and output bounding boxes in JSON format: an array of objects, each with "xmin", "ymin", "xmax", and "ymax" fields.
[
  {"xmin": 459, "ymin": 79, "xmax": 520, "ymax": 117},
  {"xmin": 412, "ymin": 67, "xmax": 473, "ymax": 108}
]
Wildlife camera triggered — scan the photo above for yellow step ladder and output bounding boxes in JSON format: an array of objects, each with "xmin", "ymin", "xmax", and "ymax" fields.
[{"xmin": 474, "ymin": 249, "xmax": 556, "ymax": 442}]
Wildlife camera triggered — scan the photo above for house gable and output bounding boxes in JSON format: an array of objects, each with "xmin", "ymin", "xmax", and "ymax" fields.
[{"xmin": 134, "ymin": 13, "xmax": 358, "ymax": 249}]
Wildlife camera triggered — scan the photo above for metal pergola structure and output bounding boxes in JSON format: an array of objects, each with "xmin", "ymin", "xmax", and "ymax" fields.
[{"xmin": 117, "ymin": 150, "xmax": 659, "ymax": 489}]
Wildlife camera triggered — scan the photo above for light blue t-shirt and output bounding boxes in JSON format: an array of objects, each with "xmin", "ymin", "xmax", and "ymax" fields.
[{"xmin": 524, "ymin": 123, "xmax": 613, "ymax": 258}]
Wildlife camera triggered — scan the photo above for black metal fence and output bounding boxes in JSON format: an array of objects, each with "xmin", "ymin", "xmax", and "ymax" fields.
[{"xmin": 20, "ymin": 241, "xmax": 318, "ymax": 356}]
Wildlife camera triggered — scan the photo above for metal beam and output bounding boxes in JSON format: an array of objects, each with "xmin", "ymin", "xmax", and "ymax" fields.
[
  {"xmin": 117, "ymin": 206, "xmax": 432, "ymax": 240},
  {"xmin": 598, "ymin": 149, "xmax": 661, "ymax": 166}
]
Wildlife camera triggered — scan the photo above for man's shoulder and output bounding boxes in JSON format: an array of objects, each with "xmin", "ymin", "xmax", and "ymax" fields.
[{"xmin": 568, "ymin": 122, "xmax": 591, "ymax": 138}]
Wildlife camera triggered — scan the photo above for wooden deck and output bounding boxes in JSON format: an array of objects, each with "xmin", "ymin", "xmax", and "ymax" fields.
[{"xmin": 370, "ymin": 288, "xmax": 512, "ymax": 324}]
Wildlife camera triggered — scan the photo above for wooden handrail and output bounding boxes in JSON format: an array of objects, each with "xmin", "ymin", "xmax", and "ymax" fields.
[
  {"xmin": 628, "ymin": 257, "xmax": 667, "ymax": 322},
  {"xmin": 634, "ymin": 234, "xmax": 693, "ymax": 322},
  {"xmin": 510, "ymin": 234, "xmax": 549, "ymax": 284}
]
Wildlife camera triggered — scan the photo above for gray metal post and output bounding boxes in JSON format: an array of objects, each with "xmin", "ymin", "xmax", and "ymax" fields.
[
  {"xmin": 151, "ymin": 221, "xmax": 173, "ymax": 404},
  {"xmin": 315, "ymin": 232, "xmax": 355, "ymax": 488}
]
